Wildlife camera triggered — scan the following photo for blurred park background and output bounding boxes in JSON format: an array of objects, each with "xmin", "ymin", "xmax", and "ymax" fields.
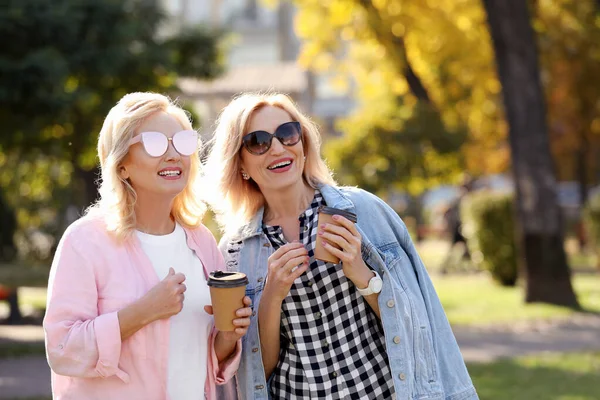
[{"xmin": 1, "ymin": 0, "xmax": 600, "ymax": 399}]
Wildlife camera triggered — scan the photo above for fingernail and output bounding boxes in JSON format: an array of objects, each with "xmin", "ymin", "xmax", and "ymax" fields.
[
  {"xmin": 318, "ymin": 230, "xmax": 324, "ymax": 235},
  {"xmin": 332, "ymin": 215, "xmax": 339, "ymax": 220},
  {"xmin": 321, "ymin": 223, "xmax": 327, "ymax": 229}
]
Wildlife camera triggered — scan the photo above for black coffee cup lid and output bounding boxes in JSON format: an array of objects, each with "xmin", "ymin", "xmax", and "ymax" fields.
[
  {"xmin": 318, "ymin": 206, "xmax": 358, "ymax": 223},
  {"xmin": 207, "ymin": 271, "xmax": 249, "ymax": 288}
]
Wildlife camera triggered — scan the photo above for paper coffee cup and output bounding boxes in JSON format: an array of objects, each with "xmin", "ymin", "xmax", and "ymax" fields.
[
  {"xmin": 314, "ymin": 206, "xmax": 358, "ymax": 264},
  {"xmin": 207, "ymin": 271, "xmax": 248, "ymax": 331}
]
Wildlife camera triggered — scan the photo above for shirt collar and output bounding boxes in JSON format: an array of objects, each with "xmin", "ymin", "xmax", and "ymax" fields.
[{"xmin": 235, "ymin": 184, "xmax": 356, "ymax": 240}]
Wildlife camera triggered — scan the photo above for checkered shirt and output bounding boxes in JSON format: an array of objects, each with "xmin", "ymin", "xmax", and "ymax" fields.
[{"xmin": 263, "ymin": 191, "xmax": 395, "ymax": 399}]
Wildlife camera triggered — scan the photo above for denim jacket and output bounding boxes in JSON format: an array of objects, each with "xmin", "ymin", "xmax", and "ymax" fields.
[{"xmin": 219, "ymin": 185, "xmax": 478, "ymax": 400}]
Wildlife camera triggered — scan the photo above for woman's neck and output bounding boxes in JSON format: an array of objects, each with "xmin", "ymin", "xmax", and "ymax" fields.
[
  {"xmin": 134, "ymin": 193, "xmax": 176, "ymax": 235},
  {"xmin": 262, "ymin": 181, "xmax": 315, "ymax": 223}
]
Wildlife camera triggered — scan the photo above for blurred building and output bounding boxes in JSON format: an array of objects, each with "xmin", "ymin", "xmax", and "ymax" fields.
[{"xmin": 160, "ymin": 0, "xmax": 353, "ymax": 137}]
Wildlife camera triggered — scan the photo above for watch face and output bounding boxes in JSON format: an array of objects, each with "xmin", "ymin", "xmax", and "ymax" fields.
[{"xmin": 371, "ymin": 277, "xmax": 383, "ymax": 293}]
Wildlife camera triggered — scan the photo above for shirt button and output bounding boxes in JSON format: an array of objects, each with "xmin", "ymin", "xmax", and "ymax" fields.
[
  {"xmin": 252, "ymin": 348, "xmax": 259, "ymax": 353},
  {"xmin": 263, "ymin": 242, "xmax": 271, "ymax": 247},
  {"xmin": 399, "ymin": 373, "xmax": 406, "ymax": 380},
  {"xmin": 322, "ymin": 340, "xmax": 329, "ymax": 347},
  {"xmin": 58, "ymin": 344, "xmax": 63, "ymax": 349},
  {"xmin": 307, "ymin": 281, "xmax": 314, "ymax": 287},
  {"xmin": 387, "ymin": 299, "xmax": 395, "ymax": 308},
  {"xmin": 252, "ymin": 311, "xmax": 256, "ymax": 317},
  {"xmin": 393, "ymin": 336, "xmax": 401, "ymax": 344},
  {"xmin": 315, "ymin": 312, "xmax": 322, "ymax": 318},
  {"xmin": 331, "ymin": 371, "xmax": 338, "ymax": 377},
  {"xmin": 304, "ymin": 226, "xmax": 309, "ymax": 232},
  {"xmin": 255, "ymin": 385, "xmax": 264, "ymax": 390},
  {"xmin": 257, "ymin": 277, "xmax": 264, "ymax": 283}
]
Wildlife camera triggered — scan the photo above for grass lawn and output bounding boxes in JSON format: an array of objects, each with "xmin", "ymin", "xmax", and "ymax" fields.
[
  {"xmin": 18, "ymin": 287, "xmax": 48, "ymax": 311},
  {"xmin": 0, "ymin": 341, "xmax": 45, "ymax": 358},
  {"xmin": 0, "ymin": 263, "xmax": 50, "ymax": 288},
  {"xmin": 468, "ymin": 352, "xmax": 600, "ymax": 400},
  {"xmin": 432, "ymin": 274, "xmax": 600, "ymax": 326},
  {"xmin": 417, "ymin": 238, "xmax": 599, "ymax": 274}
]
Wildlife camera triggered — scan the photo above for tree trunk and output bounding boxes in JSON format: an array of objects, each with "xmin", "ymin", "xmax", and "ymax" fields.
[
  {"xmin": 482, "ymin": 0, "xmax": 579, "ymax": 307},
  {"xmin": 7, "ymin": 290, "xmax": 22, "ymax": 323}
]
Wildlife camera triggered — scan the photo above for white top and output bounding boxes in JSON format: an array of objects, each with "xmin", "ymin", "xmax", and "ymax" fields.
[{"xmin": 136, "ymin": 223, "xmax": 213, "ymax": 400}]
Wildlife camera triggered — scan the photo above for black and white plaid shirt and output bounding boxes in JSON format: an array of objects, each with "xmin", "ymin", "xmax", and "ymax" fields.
[{"xmin": 263, "ymin": 191, "xmax": 395, "ymax": 399}]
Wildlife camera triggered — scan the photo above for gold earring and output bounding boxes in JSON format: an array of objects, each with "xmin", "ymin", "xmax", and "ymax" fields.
[{"xmin": 241, "ymin": 171, "xmax": 250, "ymax": 180}]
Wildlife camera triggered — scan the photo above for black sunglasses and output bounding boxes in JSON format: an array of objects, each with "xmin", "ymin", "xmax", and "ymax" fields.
[{"xmin": 242, "ymin": 121, "xmax": 302, "ymax": 155}]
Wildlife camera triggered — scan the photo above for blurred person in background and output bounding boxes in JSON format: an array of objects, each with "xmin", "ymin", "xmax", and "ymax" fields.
[
  {"xmin": 43, "ymin": 92, "xmax": 251, "ymax": 400},
  {"xmin": 204, "ymin": 92, "xmax": 478, "ymax": 400},
  {"xmin": 441, "ymin": 177, "xmax": 474, "ymax": 274}
]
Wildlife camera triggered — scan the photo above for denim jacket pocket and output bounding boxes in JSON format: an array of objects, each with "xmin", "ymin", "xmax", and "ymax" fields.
[{"xmin": 421, "ymin": 325, "xmax": 438, "ymax": 380}]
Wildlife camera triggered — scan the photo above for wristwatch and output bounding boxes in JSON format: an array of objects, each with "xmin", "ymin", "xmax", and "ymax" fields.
[{"xmin": 356, "ymin": 270, "xmax": 383, "ymax": 296}]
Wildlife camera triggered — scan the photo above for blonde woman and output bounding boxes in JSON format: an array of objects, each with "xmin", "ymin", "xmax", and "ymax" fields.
[
  {"xmin": 44, "ymin": 92, "xmax": 251, "ymax": 400},
  {"xmin": 204, "ymin": 93, "xmax": 478, "ymax": 400}
]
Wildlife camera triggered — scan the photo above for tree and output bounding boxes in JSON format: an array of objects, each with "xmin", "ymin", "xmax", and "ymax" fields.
[
  {"xmin": 536, "ymin": 0, "xmax": 600, "ymax": 204},
  {"xmin": 0, "ymin": 0, "xmax": 223, "ymax": 214},
  {"xmin": 292, "ymin": 0, "xmax": 510, "ymax": 194},
  {"xmin": 0, "ymin": 189, "xmax": 16, "ymax": 262},
  {"xmin": 481, "ymin": 0, "xmax": 579, "ymax": 307},
  {"xmin": 0, "ymin": 0, "xmax": 223, "ymax": 262}
]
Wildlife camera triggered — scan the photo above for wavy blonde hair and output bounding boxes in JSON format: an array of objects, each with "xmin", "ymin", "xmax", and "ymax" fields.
[
  {"xmin": 204, "ymin": 92, "xmax": 336, "ymax": 235},
  {"xmin": 88, "ymin": 92, "xmax": 205, "ymax": 241}
]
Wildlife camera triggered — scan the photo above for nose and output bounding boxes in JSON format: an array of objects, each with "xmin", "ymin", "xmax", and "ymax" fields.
[
  {"xmin": 164, "ymin": 138, "xmax": 180, "ymax": 161},
  {"xmin": 269, "ymin": 136, "xmax": 285, "ymax": 154}
]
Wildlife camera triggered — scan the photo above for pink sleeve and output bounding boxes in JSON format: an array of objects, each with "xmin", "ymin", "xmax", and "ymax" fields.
[
  {"xmin": 207, "ymin": 326, "xmax": 242, "ymax": 384},
  {"xmin": 43, "ymin": 232, "xmax": 128, "ymax": 382},
  {"xmin": 200, "ymin": 226, "xmax": 242, "ymax": 385},
  {"xmin": 203, "ymin": 226, "xmax": 241, "ymax": 382},
  {"xmin": 202, "ymin": 225, "xmax": 226, "ymax": 274}
]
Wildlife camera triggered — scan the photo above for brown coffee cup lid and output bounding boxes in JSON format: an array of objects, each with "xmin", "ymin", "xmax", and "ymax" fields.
[
  {"xmin": 318, "ymin": 206, "xmax": 358, "ymax": 223},
  {"xmin": 207, "ymin": 271, "xmax": 249, "ymax": 288}
]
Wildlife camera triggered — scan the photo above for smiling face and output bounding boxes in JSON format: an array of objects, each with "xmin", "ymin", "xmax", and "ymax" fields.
[
  {"xmin": 120, "ymin": 111, "xmax": 191, "ymax": 201},
  {"xmin": 240, "ymin": 105, "xmax": 305, "ymax": 193}
]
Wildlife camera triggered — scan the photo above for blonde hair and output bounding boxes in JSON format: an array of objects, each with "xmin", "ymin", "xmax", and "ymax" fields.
[
  {"xmin": 204, "ymin": 92, "xmax": 336, "ymax": 235},
  {"xmin": 88, "ymin": 92, "xmax": 205, "ymax": 241}
]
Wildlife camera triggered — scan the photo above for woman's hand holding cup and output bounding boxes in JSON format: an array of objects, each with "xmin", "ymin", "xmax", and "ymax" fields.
[
  {"xmin": 204, "ymin": 296, "xmax": 252, "ymax": 340},
  {"xmin": 318, "ymin": 214, "xmax": 370, "ymax": 284},
  {"xmin": 263, "ymin": 242, "xmax": 309, "ymax": 304}
]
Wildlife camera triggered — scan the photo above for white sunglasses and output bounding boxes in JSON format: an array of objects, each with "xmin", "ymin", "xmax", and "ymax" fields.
[{"xmin": 129, "ymin": 130, "xmax": 198, "ymax": 157}]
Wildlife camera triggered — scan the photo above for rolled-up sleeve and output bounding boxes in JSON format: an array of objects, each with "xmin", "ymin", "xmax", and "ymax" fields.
[
  {"xmin": 43, "ymin": 232, "xmax": 128, "ymax": 382},
  {"xmin": 208, "ymin": 326, "xmax": 242, "ymax": 384}
]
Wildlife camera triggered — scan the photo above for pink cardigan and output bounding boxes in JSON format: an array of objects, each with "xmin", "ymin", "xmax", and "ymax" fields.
[{"xmin": 43, "ymin": 215, "xmax": 241, "ymax": 400}]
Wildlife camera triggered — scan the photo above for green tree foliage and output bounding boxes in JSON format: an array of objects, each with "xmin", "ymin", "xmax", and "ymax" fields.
[{"xmin": 0, "ymin": 0, "xmax": 223, "ymax": 260}]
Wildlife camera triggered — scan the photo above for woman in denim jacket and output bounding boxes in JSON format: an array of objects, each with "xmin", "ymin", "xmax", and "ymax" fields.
[{"xmin": 205, "ymin": 92, "xmax": 478, "ymax": 400}]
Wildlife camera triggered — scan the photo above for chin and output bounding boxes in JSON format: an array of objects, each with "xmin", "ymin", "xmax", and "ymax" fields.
[
  {"xmin": 266, "ymin": 175, "xmax": 302, "ymax": 191},
  {"xmin": 159, "ymin": 183, "xmax": 187, "ymax": 196}
]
